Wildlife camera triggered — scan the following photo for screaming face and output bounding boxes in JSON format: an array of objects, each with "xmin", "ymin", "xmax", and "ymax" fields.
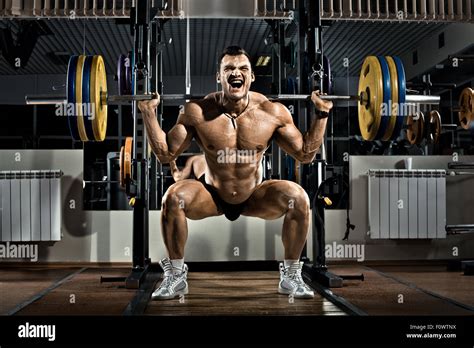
[{"xmin": 217, "ymin": 54, "xmax": 255, "ymax": 101}]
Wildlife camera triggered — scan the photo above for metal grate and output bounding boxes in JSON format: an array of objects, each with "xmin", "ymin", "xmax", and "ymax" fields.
[
  {"xmin": 0, "ymin": 0, "xmax": 294, "ymax": 19},
  {"xmin": 321, "ymin": 0, "xmax": 473, "ymax": 22},
  {"xmin": 0, "ymin": 18, "xmax": 273, "ymax": 76},
  {"xmin": 322, "ymin": 20, "xmax": 448, "ymax": 76}
]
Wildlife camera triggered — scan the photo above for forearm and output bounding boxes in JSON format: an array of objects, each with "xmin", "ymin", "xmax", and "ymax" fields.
[
  {"xmin": 299, "ymin": 115, "xmax": 328, "ymax": 163},
  {"xmin": 141, "ymin": 109, "xmax": 174, "ymax": 163},
  {"xmin": 170, "ymin": 161, "xmax": 182, "ymax": 181}
]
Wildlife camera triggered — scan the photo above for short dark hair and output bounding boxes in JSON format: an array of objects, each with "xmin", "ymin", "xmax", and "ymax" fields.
[{"xmin": 218, "ymin": 46, "xmax": 251, "ymax": 67}]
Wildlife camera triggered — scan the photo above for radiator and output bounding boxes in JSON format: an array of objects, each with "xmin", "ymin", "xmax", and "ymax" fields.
[
  {"xmin": 0, "ymin": 170, "xmax": 62, "ymax": 242},
  {"xmin": 368, "ymin": 169, "xmax": 446, "ymax": 239}
]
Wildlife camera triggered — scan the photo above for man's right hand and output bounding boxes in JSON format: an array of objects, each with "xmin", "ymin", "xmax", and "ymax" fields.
[
  {"xmin": 138, "ymin": 93, "xmax": 161, "ymax": 114},
  {"xmin": 311, "ymin": 90, "xmax": 333, "ymax": 113}
]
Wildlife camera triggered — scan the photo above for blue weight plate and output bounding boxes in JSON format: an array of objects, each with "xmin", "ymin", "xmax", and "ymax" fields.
[
  {"xmin": 392, "ymin": 56, "xmax": 406, "ymax": 141},
  {"xmin": 375, "ymin": 56, "xmax": 391, "ymax": 140},
  {"xmin": 117, "ymin": 54, "xmax": 127, "ymax": 96},
  {"xmin": 131, "ymin": 51, "xmax": 135, "ymax": 95},
  {"xmin": 82, "ymin": 55, "xmax": 95, "ymax": 142},
  {"xmin": 67, "ymin": 55, "xmax": 80, "ymax": 141},
  {"xmin": 126, "ymin": 51, "xmax": 134, "ymax": 95}
]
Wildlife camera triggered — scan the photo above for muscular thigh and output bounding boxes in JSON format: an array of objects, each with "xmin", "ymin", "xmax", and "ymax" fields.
[
  {"xmin": 162, "ymin": 179, "xmax": 221, "ymax": 220},
  {"xmin": 242, "ymin": 180, "xmax": 309, "ymax": 220}
]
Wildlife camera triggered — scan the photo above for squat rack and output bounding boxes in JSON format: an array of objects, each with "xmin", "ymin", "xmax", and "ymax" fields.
[{"xmin": 93, "ymin": 0, "xmax": 355, "ymax": 289}]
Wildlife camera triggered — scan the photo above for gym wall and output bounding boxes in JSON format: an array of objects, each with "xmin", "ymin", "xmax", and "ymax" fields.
[
  {"xmin": 0, "ymin": 150, "xmax": 294, "ymax": 263},
  {"xmin": 326, "ymin": 155, "xmax": 474, "ymax": 262},
  {"xmin": 2, "ymin": 150, "xmax": 472, "ymax": 263}
]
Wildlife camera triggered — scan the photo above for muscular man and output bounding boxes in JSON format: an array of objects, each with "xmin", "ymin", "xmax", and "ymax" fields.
[
  {"xmin": 138, "ymin": 46, "xmax": 332, "ymax": 300},
  {"xmin": 169, "ymin": 154, "xmax": 206, "ymax": 182}
]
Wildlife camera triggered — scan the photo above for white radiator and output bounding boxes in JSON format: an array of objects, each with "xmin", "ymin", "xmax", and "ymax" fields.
[
  {"xmin": 0, "ymin": 170, "xmax": 62, "ymax": 242},
  {"xmin": 368, "ymin": 169, "xmax": 446, "ymax": 239}
]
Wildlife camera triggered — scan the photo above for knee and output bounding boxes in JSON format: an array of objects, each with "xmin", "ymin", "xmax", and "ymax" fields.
[
  {"xmin": 286, "ymin": 186, "xmax": 310, "ymax": 217},
  {"xmin": 162, "ymin": 186, "xmax": 185, "ymax": 216}
]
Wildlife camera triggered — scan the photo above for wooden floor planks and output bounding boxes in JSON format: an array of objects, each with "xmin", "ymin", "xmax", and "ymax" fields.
[{"xmin": 2, "ymin": 264, "xmax": 472, "ymax": 316}]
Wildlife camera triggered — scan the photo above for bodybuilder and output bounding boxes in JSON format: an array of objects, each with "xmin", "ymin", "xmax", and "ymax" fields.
[{"xmin": 138, "ymin": 46, "xmax": 332, "ymax": 300}]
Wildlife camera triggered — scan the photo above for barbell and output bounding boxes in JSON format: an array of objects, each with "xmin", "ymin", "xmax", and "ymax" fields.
[{"xmin": 25, "ymin": 54, "xmax": 444, "ymax": 142}]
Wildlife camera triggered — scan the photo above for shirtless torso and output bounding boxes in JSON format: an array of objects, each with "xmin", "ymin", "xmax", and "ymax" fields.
[
  {"xmin": 139, "ymin": 48, "xmax": 331, "ymax": 261},
  {"xmin": 186, "ymin": 91, "xmax": 290, "ymax": 203}
]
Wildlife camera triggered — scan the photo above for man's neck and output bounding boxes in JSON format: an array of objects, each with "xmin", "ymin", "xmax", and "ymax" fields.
[{"xmin": 221, "ymin": 92, "xmax": 250, "ymax": 116}]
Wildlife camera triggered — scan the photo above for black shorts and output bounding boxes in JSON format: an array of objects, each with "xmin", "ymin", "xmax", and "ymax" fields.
[{"xmin": 198, "ymin": 175, "xmax": 247, "ymax": 221}]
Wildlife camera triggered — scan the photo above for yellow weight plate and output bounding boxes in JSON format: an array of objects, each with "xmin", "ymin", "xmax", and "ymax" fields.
[
  {"xmin": 459, "ymin": 87, "xmax": 474, "ymax": 130},
  {"xmin": 75, "ymin": 55, "xmax": 89, "ymax": 142},
  {"xmin": 90, "ymin": 55, "xmax": 108, "ymax": 141},
  {"xmin": 382, "ymin": 56, "xmax": 398, "ymax": 141},
  {"xmin": 124, "ymin": 137, "xmax": 133, "ymax": 183},
  {"xmin": 406, "ymin": 111, "xmax": 424, "ymax": 145},
  {"xmin": 358, "ymin": 56, "xmax": 384, "ymax": 141}
]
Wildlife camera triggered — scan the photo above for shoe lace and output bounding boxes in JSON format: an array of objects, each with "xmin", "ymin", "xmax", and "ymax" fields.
[
  {"xmin": 287, "ymin": 267, "xmax": 304, "ymax": 283},
  {"xmin": 285, "ymin": 264, "xmax": 311, "ymax": 290},
  {"xmin": 160, "ymin": 262, "xmax": 186, "ymax": 290}
]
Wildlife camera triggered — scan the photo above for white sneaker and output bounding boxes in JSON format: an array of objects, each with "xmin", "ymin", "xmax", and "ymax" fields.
[
  {"xmin": 278, "ymin": 262, "xmax": 314, "ymax": 299},
  {"xmin": 151, "ymin": 258, "xmax": 189, "ymax": 300}
]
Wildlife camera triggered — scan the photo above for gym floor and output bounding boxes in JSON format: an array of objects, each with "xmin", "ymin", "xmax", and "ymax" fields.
[{"xmin": 2, "ymin": 262, "xmax": 473, "ymax": 316}]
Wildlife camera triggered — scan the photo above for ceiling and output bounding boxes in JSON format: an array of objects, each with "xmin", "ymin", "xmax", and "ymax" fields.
[{"xmin": 0, "ymin": 18, "xmax": 449, "ymax": 78}]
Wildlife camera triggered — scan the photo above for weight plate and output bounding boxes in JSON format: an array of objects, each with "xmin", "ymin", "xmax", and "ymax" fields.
[
  {"xmin": 81, "ymin": 55, "xmax": 96, "ymax": 142},
  {"xmin": 75, "ymin": 55, "xmax": 89, "ymax": 142},
  {"xmin": 90, "ymin": 55, "xmax": 108, "ymax": 141},
  {"xmin": 124, "ymin": 137, "xmax": 132, "ymax": 184},
  {"xmin": 383, "ymin": 56, "xmax": 399, "ymax": 141},
  {"xmin": 358, "ymin": 56, "xmax": 384, "ymax": 141},
  {"xmin": 376, "ymin": 56, "xmax": 391, "ymax": 140},
  {"xmin": 131, "ymin": 51, "xmax": 135, "ymax": 95},
  {"xmin": 119, "ymin": 145, "xmax": 125, "ymax": 188},
  {"xmin": 323, "ymin": 55, "xmax": 332, "ymax": 94},
  {"xmin": 392, "ymin": 56, "xmax": 406, "ymax": 141},
  {"xmin": 459, "ymin": 87, "xmax": 474, "ymax": 131},
  {"xmin": 66, "ymin": 55, "xmax": 80, "ymax": 141},
  {"xmin": 406, "ymin": 111, "xmax": 424, "ymax": 145},
  {"xmin": 117, "ymin": 54, "xmax": 127, "ymax": 96},
  {"xmin": 429, "ymin": 110, "xmax": 441, "ymax": 144},
  {"xmin": 126, "ymin": 51, "xmax": 134, "ymax": 95}
]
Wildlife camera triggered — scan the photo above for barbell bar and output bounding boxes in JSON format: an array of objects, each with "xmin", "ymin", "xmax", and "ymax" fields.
[
  {"xmin": 107, "ymin": 93, "xmax": 441, "ymax": 104},
  {"xmin": 24, "ymin": 54, "xmax": 445, "ymax": 142},
  {"xmin": 25, "ymin": 92, "xmax": 440, "ymax": 105}
]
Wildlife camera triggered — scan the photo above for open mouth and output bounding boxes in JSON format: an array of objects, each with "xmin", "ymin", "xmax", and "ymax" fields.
[{"xmin": 229, "ymin": 79, "xmax": 243, "ymax": 89}]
